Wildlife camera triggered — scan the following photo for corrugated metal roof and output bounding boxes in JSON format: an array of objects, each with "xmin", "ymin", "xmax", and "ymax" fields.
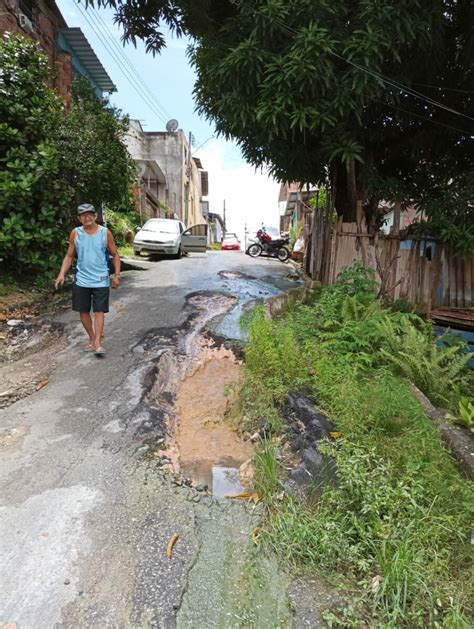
[{"xmin": 59, "ymin": 28, "xmax": 116, "ymax": 92}]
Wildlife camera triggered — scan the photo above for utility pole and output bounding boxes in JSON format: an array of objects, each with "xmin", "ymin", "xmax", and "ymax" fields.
[
  {"xmin": 184, "ymin": 131, "xmax": 192, "ymax": 225},
  {"xmin": 223, "ymin": 199, "xmax": 226, "ymax": 233}
]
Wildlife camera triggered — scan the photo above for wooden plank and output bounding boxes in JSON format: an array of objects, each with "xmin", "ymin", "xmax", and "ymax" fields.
[
  {"xmin": 448, "ymin": 252, "xmax": 457, "ymax": 308},
  {"xmin": 456, "ymin": 256, "xmax": 464, "ymax": 309},
  {"xmin": 464, "ymin": 258, "xmax": 472, "ymax": 307},
  {"xmin": 328, "ymin": 227, "xmax": 338, "ymax": 285},
  {"xmin": 440, "ymin": 246, "xmax": 450, "ymax": 307}
]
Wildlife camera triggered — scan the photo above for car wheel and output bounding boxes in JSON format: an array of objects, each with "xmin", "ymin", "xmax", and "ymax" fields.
[{"xmin": 172, "ymin": 246, "xmax": 182, "ymax": 259}]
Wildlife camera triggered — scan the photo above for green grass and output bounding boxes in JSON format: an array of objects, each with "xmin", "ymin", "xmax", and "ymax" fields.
[
  {"xmin": 118, "ymin": 245, "xmax": 135, "ymax": 257},
  {"xmin": 253, "ymin": 440, "xmax": 281, "ymax": 504},
  {"xmin": 233, "ymin": 265, "xmax": 473, "ymax": 626}
]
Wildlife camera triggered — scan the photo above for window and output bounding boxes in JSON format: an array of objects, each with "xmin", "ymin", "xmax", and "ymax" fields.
[
  {"xmin": 142, "ymin": 219, "xmax": 181, "ymax": 234},
  {"xmin": 19, "ymin": 0, "xmax": 34, "ymax": 20},
  {"xmin": 186, "ymin": 224, "xmax": 207, "ymax": 236}
]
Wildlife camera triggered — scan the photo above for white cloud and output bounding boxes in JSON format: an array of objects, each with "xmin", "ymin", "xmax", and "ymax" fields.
[{"xmin": 197, "ymin": 140, "xmax": 281, "ymax": 245}]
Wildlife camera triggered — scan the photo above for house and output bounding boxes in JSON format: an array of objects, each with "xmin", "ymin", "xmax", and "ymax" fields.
[
  {"xmin": 207, "ymin": 212, "xmax": 225, "ymax": 245},
  {"xmin": 379, "ymin": 202, "xmax": 420, "ymax": 235},
  {"xmin": 125, "ymin": 119, "xmax": 208, "ymax": 226},
  {"xmin": 0, "ymin": 0, "xmax": 115, "ymax": 100},
  {"xmin": 278, "ymin": 182, "xmax": 316, "ymax": 234}
]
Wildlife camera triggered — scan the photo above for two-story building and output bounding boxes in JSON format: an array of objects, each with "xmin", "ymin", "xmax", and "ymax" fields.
[
  {"xmin": 125, "ymin": 119, "xmax": 208, "ymax": 227},
  {"xmin": 0, "ymin": 0, "xmax": 115, "ymax": 100}
]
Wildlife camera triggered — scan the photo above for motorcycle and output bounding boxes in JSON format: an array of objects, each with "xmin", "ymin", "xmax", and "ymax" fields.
[{"xmin": 246, "ymin": 229, "xmax": 290, "ymax": 262}]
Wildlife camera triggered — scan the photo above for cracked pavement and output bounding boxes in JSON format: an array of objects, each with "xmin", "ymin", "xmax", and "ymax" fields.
[{"xmin": 0, "ymin": 252, "xmax": 303, "ymax": 628}]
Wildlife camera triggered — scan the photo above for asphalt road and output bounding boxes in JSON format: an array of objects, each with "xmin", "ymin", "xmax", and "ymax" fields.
[{"xmin": 0, "ymin": 252, "xmax": 303, "ymax": 628}]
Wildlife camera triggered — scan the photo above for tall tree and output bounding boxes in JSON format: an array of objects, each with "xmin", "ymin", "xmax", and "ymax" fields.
[
  {"xmin": 96, "ymin": 0, "xmax": 473, "ymax": 249},
  {"xmin": 0, "ymin": 34, "xmax": 135, "ymax": 274},
  {"xmin": 55, "ymin": 77, "xmax": 135, "ymax": 213}
]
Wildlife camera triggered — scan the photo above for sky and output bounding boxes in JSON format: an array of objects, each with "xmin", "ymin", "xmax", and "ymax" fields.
[{"xmin": 56, "ymin": 0, "xmax": 282, "ymax": 241}]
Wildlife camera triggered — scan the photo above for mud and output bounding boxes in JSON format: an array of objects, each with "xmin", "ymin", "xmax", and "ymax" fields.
[
  {"xmin": 173, "ymin": 349, "xmax": 253, "ymax": 494},
  {"xmin": 135, "ymin": 291, "xmax": 254, "ymax": 494}
]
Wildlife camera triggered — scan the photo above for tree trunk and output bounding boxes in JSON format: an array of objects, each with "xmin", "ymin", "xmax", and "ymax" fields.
[{"xmin": 333, "ymin": 161, "xmax": 357, "ymax": 222}]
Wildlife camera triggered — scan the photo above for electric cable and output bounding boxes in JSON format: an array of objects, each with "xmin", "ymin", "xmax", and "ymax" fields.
[
  {"xmin": 232, "ymin": 0, "xmax": 474, "ymax": 124},
  {"xmin": 72, "ymin": 0, "xmax": 170, "ymax": 125},
  {"xmin": 373, "ymin": 100, "xmax": 472, "ymax": 135},
  {"xmin": 85, "ymin": 2, "xmax": 173, "ymax": 122}
]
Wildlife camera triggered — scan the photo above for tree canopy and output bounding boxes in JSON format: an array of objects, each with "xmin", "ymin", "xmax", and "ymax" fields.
[
  {"xmin": 96, "ymin": 1, "xmax": 473, "ymax": 250},
  {"xmin": 0, "ymin": 34, "xmax": 135, "ymax": 274}
]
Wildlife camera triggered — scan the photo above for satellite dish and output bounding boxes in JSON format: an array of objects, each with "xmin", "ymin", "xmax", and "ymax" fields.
[{"xmin": 166, "ymin": 119, "xmax": 179, "ymax": 132}]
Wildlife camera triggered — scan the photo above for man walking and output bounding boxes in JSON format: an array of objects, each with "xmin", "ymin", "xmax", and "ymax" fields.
[{"xmin": 55, "ymin": 204, "xmax": 121, "ymax": 356}]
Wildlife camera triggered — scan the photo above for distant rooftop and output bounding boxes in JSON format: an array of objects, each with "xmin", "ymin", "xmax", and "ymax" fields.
[{"xmin": 59, "ymin": 28, "xmax": 116, "ymax": 92}]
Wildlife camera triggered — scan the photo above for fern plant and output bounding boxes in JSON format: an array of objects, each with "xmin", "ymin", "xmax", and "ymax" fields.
[
  {"xmin": 377, "ymin": 317, "xmax": 471, "ymax": 406},
  {"xmin": 446, "ymin": 397, "xmax": 474, "ymax": 433}
]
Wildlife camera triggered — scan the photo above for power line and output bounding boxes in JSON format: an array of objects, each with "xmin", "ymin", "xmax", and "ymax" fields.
[
  {"xmin": 413, "ymin": 83, "xmax": 474, "ymax": 95},
  {"xmin": 374, "ymin": 100, "xmax": 472, "ymax": 135},
  {"xmin": 85, "ymin": 2, "xmax": 173, "ymax": 122},
  {"xmin": 232, "ymin": 0, "xmax": 474, "ymax": 124},
  {"xmin": 72, "ymin": 0, "xmax": 170, "ymax": 125}
]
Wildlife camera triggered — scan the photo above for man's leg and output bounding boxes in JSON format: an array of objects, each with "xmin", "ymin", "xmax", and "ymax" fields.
[
  {"xmin": 80, "ymin": 312, "xmax": 95, "ymax": 345},
  {"xmin": 73, "ymin": 285, "xmax": 94, "ymax": 346},
  {"xmin": 94, "ymin": 312, "xmax": 105, "ymax": 349},
  {"xmin": 91, "ymin": 287, "xmax": 109, "ymax": 351}
]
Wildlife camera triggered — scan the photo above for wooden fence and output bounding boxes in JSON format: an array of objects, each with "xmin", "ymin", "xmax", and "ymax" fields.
[{"xmin": 305, "ymin": 214, "xmax": 473, "ymax": 310}]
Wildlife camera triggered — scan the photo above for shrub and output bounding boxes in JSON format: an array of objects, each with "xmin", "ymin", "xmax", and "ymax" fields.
[
  {"xmin": 0, "ymin": 35, "xmax": 136, "ymax": 275},
  {"xmin": 0, "ymin": 34, "xmax": 72, "ymax": 272},
  {"xmin": 235, "ymin": 263, "xmax": 473, "ymax": 625}
]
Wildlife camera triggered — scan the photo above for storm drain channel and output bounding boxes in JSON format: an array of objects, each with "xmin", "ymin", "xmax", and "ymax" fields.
[{"xmin": 139, "ymin": 292, "xmax": 254, "ymax": 496}]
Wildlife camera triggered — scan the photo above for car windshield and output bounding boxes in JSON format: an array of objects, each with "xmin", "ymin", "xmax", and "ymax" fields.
[
  {"xmin": 141, "ymin": 220, "xmax": 180, "ymax": 234},
  {"xmin": 223, "ymin": 234, "xmax": 238, "ymax": 241},
  {"xmin": 252, "ymin": 226, "xmax": 280, "ymax": 237}
]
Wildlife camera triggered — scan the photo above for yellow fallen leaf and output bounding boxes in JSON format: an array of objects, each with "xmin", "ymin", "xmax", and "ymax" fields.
[
  {"xmin": 329, "ymin": 431, "xmax": 341, "ymax": 439},
  {"xmin": 225, "ymin": 491, "xmax": 253, "ymax": 500},
  {"xmin": 225, "ymin": 491, "xmax": 260, "ymax": 504},
  {"xmin": 252, "ymin": 527, "xmax": 262, "ymax": 543},
  {"xmin": 36, "ymin": 379, "xmax": 49, "ymax": 391},
  {"xmin": 251, "ymin": 492, "xmax": 261, "ymax": 505},
  {"xmin": 166, "ymin": 533, "xmax": 180, "ymax": 560}
]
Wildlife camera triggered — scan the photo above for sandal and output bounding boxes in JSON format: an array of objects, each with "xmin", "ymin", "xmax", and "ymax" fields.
[
  {"xmin": 94, "ymin": 346, "xmax": 106, "ymax": 356},
  {"xmin": 84, "ymin": 343, "xmax": 95, "ymax": 351}
]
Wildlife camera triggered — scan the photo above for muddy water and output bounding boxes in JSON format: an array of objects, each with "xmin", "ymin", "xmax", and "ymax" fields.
[{"xmin": 173, "ymin": 349, "xmax": 253, "ymax": 497}]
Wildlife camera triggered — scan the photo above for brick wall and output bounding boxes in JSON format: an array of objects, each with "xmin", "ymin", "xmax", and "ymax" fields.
[{"xmin": 0, "ymin": 0, "xmax": 72, "ymax": 102}]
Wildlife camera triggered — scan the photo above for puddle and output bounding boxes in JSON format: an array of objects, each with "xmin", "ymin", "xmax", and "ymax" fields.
[
  {"xmin": 218, "ymin": 270, "xmax": 255, "ymax": 281},
  {"xmin": 172, "ymin": 347, "xmax": 253, "ymax": 495},
  {"xmin": 181, "ymin": 458, "xmax": 248, "ymax": 497}
]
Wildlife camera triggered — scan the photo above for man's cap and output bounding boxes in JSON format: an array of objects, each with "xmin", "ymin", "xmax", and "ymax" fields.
[{"xmin": 77, "ymin": 203, "xmax": 96, "ymax": 215}]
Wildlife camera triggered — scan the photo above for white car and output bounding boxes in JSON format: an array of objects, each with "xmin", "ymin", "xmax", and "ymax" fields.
[
  {"xmin": 133, "ymin": 218, "xmax": 208, "ymax": 257},
  {"xmin": 247, "ymin": 225, "xmax": 281, "ymax": 245}
]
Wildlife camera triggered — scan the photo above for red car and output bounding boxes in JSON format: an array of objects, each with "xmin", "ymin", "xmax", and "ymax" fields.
[{"xmin": 221, "ymin": 233, "xmax": 241, "ymax": 250}]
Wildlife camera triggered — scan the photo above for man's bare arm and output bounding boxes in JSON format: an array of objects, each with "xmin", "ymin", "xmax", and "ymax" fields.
[
  {"xmin": 55, "ymin": 230, "xmax": 76, "ymax": 289},
  {"xmin": 107, "ymin": 229, "xmax": 121, "ymax": 288}
]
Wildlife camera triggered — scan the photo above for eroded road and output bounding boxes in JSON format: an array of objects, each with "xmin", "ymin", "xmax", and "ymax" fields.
[{"xmin": 0, "ymin": 252, "xmax": 303, "ymax": 628}]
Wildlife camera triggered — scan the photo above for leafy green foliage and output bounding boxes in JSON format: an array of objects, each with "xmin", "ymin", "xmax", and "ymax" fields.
[
  {"xmin": 0, "ymin": 35, "xmax": 135, "ymax": 275},
  {"xmin": 411, "ymin": 170, "xmax": 474, "ymax": 257},
  {"xmin": 446, "ymin": 397, "xmax": 474, "ymax": 433},
  {"xmin": 55, "ymin": 77, "xmax": 136, "ymax": 213},
  {"xmin": 0, "ymin": 34, "xmax": 72, "ymax": 272},
  {"xmin": 253, "ymin": 439, "xmax": 280, "ymax": 504},
  {"xmin": 95, "ymin": 0, "xmax": 473, "ymax": 250},
  {"xmin": 105, "ymin": 202, "xmax": 140, "ymax": 247},
  {"xmin": 235, "ymin": 263, "xmax": 473, "ymax": 625},
  {"xmin": 377, "ymin": 317, "xmax": 470, "ymax": 406}
]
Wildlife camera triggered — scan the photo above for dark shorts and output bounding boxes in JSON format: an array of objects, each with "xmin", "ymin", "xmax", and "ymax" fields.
[{"xmin": 72, "ymin": 284, "xmax": 110, "ymax": 313}]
